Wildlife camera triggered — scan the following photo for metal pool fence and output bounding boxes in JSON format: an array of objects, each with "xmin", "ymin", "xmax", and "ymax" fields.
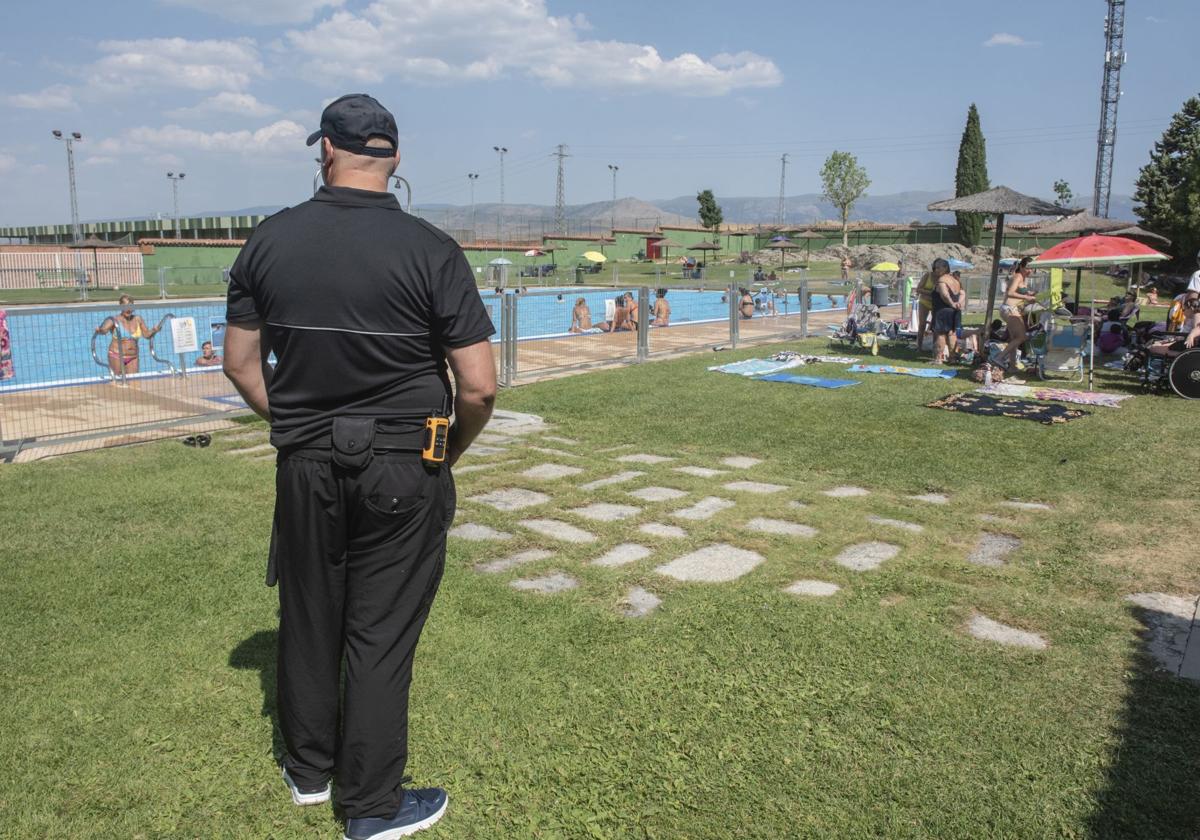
[{"xmin": 0, "ymin": 282, "xmax": 845, "ymax": 458}]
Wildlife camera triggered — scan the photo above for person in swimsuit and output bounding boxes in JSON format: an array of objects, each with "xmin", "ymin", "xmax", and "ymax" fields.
[
  {"xmin": 652, "ymin": 288, "xmax": 671, "ymax": 326},
  {"xmin": 998, "ymin": 257, "xmax": 1038, "ymax": 370},
  {"xmin": 569, "ymin": 297, "xmax": 593, "ymax": 333},
  {"xmin": 624, "ymin": 292, "xmax": 639, "ymax": 331},
  {"xmin": 195, "ymin": 340, "xmax": 223, "ymax": 367},
  {"xmin": 930, "ymin": 259, "xmax": 960, "ymax": 363},
  {"xmin": 915, "ymin": 269, "xmax": 935, "ymax": 350},
  {"xmin": 739, "ymin": 288, "xmax": 754, "ymax": 319},
  {"xmin": 95, "ymin": 294, "xmax": 161, "ymax": 376},
  {"xmin": 596, "ymin": 295, "xmax": 632, "ymax": 333}
]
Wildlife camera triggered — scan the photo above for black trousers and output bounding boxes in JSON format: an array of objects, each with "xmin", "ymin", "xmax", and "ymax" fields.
[{"xmin": 272, "ymin": 450, "xmax": 454, "ymax": 819}]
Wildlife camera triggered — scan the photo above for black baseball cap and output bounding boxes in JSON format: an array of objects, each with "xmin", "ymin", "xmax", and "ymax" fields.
[{"xmin": 306, "ymin": 93, "xmax": 398, "ymax": 158}]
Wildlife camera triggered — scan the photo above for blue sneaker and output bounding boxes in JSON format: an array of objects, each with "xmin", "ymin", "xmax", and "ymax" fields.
[
  {"xmin": 343, "ymin": 788, "xmax": 449, "ymax": 839},
  {"xmin": 282, "ymin": 767, "xmax": 331, "ymax": 806}
]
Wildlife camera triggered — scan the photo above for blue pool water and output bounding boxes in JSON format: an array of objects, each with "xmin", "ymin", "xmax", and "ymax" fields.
[{"xmin": 1, "ymin": 289, "xmax": 846, "ymax": 392}]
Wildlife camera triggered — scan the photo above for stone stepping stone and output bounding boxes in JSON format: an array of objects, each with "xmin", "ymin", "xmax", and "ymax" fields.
[
  {"xmin": 468, "ymin": 445, "xmax": 507, "ymax": 456},
  {"xmin": 745, "ymin": 518, "xmax": 817, "ymax": 538},
  {"xmin": 639, "ymin": 523, "xmax": 688, "ymax": 539},
  {"xmin": 784, "ymin": 580, "xmax": 841, "ymax": 597},
  {"xmin": 449, "ymin": 523, "xmax": 512, "ymax": 541},
  {"xmin": 253, "ymin": 453, "xmax": 277, "ymax": 462},
  {"xmin": 540, "ymin": 435, "xmax": 579, "ymax": 446},
  {"xmin": 967, "ymin": 615, "xmax": 1048, "ymax": 650},
  {"xmin": 673, "ymin": 466, "xmax": 727, "ymax": 478},
  {"xmin": 656, "ymin": 543, "xmax": 764, "ymax": 583},
  {"xmin": 454, "ymin": 460, "xmax": 517, "ymax": 475},
  {"xmin": 475, "ymin": 433, "xmax": 514, "ymax": 445},
  {"xmin": 823, "ymin": 485, "xmax": 869, "ymax": 498},
  {"xmin": 723, "ymin": 481, "xmax": 788, "ymax": 495},
  {"xmin": 510, "ymin": 573, "xmax": 578, "ymax": 594},
  {"xmin": 1125, "ymin": 593, "xmax": 1200, "ymax": 676},
  {"xmin": 721, "ymin": 456, "xmax": 761, "ymax": 469},
  {"xmin": 908, "ymin": 493, "xmax": 948, "ymax": 505},
  {"xmin": 521, "ymin": 463, "xmax": 584, "ymax": 480},
  {"xmin": 833, "ymin": 542, "xmax": 900, "ymax": 571},
  {"xmin": 227, "ymin": 443, "xmax": 274, "ymax": 456},
  {"xmin": 569, "ymin": 503, "xmax": 641, "ymax": 522},
  {"xmin": 671, "ymin": 497, "xmax": 735, "ymax": 521},
  {"xmin": 966, "ymin": 534, "xmax": 1021, "ymax": 567},
  {"xmin": 597, "ymin": 444, "xmax": 634, "ymax": 453},
  {"xmin": 1001, "ymin": 500, "xmax": 1053, "ymax": 511},
  {"xmin": 519, "ymin": 519, "xmax": 597, "ymax": 543},
  {"xmin": 616, "ymin": 453, "xmax": 675, "ymax": 465},
  {"xmin": 477, "ymin": 549, "xmax": 554, "ymax": 574},
  {"xmin": 591, "ymin": 543, "xmax": 653, "ymax": 568},
  {"xmin": 527, "ymin": 446, "xmax": 580, "ymax": 459},
  {"xmin": 579, "ymin": 471, "xmax": 644, "ymax": 490},
  {"xmin": 627, "ymin": 486, "xmax": 689, "ymax": 502},
  {"xmin": 866, "ymin": 515, "xmax": 923, "ymax": 534},
  {"xmin": 620, "ymin": 586, "xmax": 662, "ymax": 618},
  {"xmin": 976, "ymin": 513, "xmax": 1011, "ymax": 524},
  {"xmin": 468, "ymin": 488, "xmax": 550, "ymax": 512},
  {"xmin": 788, "ymin": 500, "xmax": 809, "ymax": 511}
]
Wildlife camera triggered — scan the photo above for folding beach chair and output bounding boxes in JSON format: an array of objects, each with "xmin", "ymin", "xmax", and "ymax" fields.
[{"xmin": 1032, "ymin": 317, "xmax": 1089, "ymax": 382}]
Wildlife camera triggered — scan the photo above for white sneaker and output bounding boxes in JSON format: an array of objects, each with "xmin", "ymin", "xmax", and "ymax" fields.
[{"xmin": 283, "ymin": 767, "xmax": 332, "ymax": 806}]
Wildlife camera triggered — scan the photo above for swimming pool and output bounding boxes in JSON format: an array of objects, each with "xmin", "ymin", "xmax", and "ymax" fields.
[{"xmin": 0, "ymin": 289, "xmax": 848, "ymax": 392}]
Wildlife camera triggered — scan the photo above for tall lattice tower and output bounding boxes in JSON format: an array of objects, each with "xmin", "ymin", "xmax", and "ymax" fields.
[
  {"xmin": 554, "ymin": 144, "xmax": 569, "ymax": 234},
  {"xmin": 1092, "ymin": 0, "xmax": 1126, "ymax": 217},
  {"xmin": 776, "ymin": 153, "xmax": 789, "ymax": 226}
]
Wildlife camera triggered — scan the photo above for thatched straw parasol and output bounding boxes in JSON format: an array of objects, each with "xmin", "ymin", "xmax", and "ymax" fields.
[
  {"xmin": 654, "ymin": 237, "xmax": 684, "ymax": 263},
  {"xmin": 687, "ymin": 240, "xmax": 721, "ymax": 266},
  {"xmin": 928, "ymin": 186, "xmax": 1075, "ymax": 328},
  {"xmin": 69, "ymin": 235, "xmax": 123, "ymax": 296},
  {"xmin": 789, "ymin": 229, "xmax": 825, "ymax": 262},
  {"xmin": 1030, "ymin": 212, "xmax": 1128, "ymax": 235},
  {"xmin": 1103, "ymin": 225, "xmax": 1171, "ymax": 246},
  {"xmin": 764, "ymin": 239, "xmax": 798, "ymax": 267}
]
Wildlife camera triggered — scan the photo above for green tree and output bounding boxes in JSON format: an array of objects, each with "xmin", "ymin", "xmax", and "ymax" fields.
[
  {"xmin": 1052, "ymin": 179, "xmax": 1074, "ymax": 207},
  {"xmin": 819, "ymin": 151, "xmax": 870, "ymax": 247},
  {"xmin": 696, "ymin": 189, "xmax": 723, "ymax": 242},
  {"xmin": 954, "ymin": 103, "xmax": 989, "ymax": 247},
  {"xmin": 1134, "ymin": 95, "xmax": 1200, "ymax": 263}
]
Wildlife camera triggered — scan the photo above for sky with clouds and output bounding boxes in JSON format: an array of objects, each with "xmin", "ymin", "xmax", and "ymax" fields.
[{"xmin": 1, "ymin": 0, "xmax": 1197, "ymax": 225}]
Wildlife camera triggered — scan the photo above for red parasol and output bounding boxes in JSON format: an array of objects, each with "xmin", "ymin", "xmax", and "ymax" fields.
[{"xmin": 1030, "ymin": 234, "xmax": 1168, "ymax": 267}]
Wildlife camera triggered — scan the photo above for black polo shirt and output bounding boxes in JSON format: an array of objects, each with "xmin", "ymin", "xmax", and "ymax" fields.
[{"xmin": 226, "ymin": 185, "xmax": 494, "ymax": 449}]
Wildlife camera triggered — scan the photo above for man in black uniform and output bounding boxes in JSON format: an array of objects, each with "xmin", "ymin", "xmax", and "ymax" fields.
[{"xmin": 223, "ymin": 93, "xmax": 496, "ymax": 840}]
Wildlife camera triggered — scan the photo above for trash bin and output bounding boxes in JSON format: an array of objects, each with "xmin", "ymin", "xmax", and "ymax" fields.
[
  {"xmin": 871, "ymin": 283, "xmax": 889, "ymax": 307},
  {"xmin": 574, "ymin": 266, "xmax": 584, "ymax": 285}
]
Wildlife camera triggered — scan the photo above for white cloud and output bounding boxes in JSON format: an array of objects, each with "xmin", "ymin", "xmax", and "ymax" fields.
[
  {"xmin": 983, "ymin": 33, "xmax": 1040, "ymax": 48},
  {"xmin": 4, "ymin": 84, "xmax": 76, "ymax": 110},
  {"xmin": 167, "ymin": 92, "xmax": 279, "ymax": 119},
  {"xmin": 1146, "ymin": 15, "xmax": 1166, "ymax": 23},
  {"xmin": 93, "ymin": 120, "xmax": 307, "ymax": 157},
  {"xmin": 82, "ymin": 156, "xmax": 117, "ymax": 166},
  {"xmin": 158, "ymin": 0, "xmax": 344, "ymax": 25},
  {"xmin": 90, "ymin": 38, "xmax": 263, "ymax": 92},
  {"xmin": 284, "ymin": 0, "xmax": 781, "ymax": 96},
  {"xmin": 0, "ymin": 153, "xmax": 16, "ymax": 172}
]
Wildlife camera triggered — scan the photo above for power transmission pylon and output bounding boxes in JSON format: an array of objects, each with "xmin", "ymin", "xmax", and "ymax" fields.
[
  {"xmin": 1092, "ymin": 0, "xmax": 1126, "ymax": 217},
  {"xmin": 554, "ymin": 144, "xmax": 569, "ymax": 234}
]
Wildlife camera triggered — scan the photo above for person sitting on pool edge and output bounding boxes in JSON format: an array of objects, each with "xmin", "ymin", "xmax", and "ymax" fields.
[
  {"xmin": 652, "ymin": 288, "xmax": 671, "ymax": 327},
  {"xmin": 624, "ymin": 292, "xmax": 640, "ymax": 331},
  {"xmin": 95, "ymin": 294, "xmax": 162, "ymax": 377},
  {"xmin": 569, "ymin": 297, "xmax": 593, "ymax": 333},
  {"xmin": 195, "ymin": 340, "xmax": 223, "ymax": 367},
  {"xmin": 596, "ymin": 294, "xmax": 633, "ymax": 333}
]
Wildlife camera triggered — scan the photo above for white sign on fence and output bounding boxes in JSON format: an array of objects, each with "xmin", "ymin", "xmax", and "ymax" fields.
[{"xmin": 170, "ymin": 317, "xmax": 199, "ymax": 354}]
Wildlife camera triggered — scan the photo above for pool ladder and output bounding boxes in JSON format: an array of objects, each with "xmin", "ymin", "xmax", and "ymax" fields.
[{"xmin": 90, "ymin": 314, "xmax": 182, "ymax": 381}]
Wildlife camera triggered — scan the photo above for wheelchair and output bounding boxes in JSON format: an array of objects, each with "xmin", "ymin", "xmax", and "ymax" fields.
[{"xmin": 1124, "ymin": 321, "xmax": 1200, "ymax": 399}]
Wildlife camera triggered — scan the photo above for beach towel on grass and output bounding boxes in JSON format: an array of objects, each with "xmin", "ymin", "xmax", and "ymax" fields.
[
  {"xmin": 927, "ymin": 393, "xmax": 1089, "ymax": 425},
  {"xmin": 709, "ymin": 358, "xmax": 803, "ymax": 377},
  {"xmin": 756, "ymin": 373, "xmax": 860, "ymax": 389},
  {"xmin": 849, "ymin": 364, "xmax": 957, "ymax": 379},
  {"xmin": 977, "ymin": 383, "xmax": 1130, "ymax": 408}
]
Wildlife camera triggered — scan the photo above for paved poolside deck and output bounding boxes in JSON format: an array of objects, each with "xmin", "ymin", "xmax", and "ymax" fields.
[{"xmin": 1, "ymin": 310, "xmax": 843, "ymax": 459}]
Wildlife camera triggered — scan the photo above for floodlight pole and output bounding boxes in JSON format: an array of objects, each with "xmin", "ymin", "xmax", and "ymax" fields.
[
  {"xmin": 608, "ymin": 164, "xmax": 619, "ymax": 234},
  {"xmin": 493, "ymin": 146, "xmax": 507, "ymax": 254},
  {"xmin": 167, "ymin": 172, "xmax": 186, "ymax": 239},
  {"xmin": 51, "ymin": 130, "xmax": 83, "ymax": 244},
  {"xmin": 467, "ymin": 172, "xmax": 479, "ymax": 243}
]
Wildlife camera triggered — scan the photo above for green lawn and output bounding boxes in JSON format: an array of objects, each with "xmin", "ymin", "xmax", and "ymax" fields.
[{"xmin": 1, "ymin": 338, "xmax": 1196, "ymax": 838}]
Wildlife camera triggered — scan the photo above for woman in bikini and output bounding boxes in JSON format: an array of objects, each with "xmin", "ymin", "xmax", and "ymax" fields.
[
  {"xmin": 997, "ymin": 257, "xmax": 1038, "ymax": 371},
  {"xmin": 96, "ymin": 294, "xmax": 162, "ymax": 376},
  {"xmin": 569, "ymin": 297, "xmax": 593, "ymax": 333}
]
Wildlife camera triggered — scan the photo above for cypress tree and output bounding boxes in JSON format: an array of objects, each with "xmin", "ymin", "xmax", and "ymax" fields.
[
  {"xmin": 1133, "ymin": 95, "xmax": 1200, "ymax": 264},
  {"xmin": 954, "ymin": 104, "xmax": 989, "ymax": 247}
]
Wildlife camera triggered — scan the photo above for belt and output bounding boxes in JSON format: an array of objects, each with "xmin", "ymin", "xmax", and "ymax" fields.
[{"xmin": 281, "ymin": 427, "xmax": 426, "ymax": 457}]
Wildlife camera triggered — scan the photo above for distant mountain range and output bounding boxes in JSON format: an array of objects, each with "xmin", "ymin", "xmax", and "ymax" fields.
[{"xmin": 125, "ymin": 190, "xmax": 1139, "ymax": 235}]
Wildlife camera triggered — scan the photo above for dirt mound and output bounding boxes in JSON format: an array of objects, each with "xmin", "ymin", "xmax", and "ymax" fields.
[{"xmin": 743, "ymin": 242, "xmax": 1017, "ymax": 274}]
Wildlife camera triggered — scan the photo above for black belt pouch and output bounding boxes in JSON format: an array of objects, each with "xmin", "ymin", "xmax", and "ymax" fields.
[{"xmin": 331, "ymin": 417, "xmax": 375, "ymax": 471}]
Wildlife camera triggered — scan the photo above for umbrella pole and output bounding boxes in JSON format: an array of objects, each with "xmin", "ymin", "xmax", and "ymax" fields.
[{"xmin": 983, "ymin": 213, "xmax": 1004, "ymax": 333}]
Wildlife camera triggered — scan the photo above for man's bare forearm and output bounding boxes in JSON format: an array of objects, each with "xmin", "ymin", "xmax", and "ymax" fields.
[{"xmin": 447, "ymin": 391, "xmax": 494, "ymax": 466}]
